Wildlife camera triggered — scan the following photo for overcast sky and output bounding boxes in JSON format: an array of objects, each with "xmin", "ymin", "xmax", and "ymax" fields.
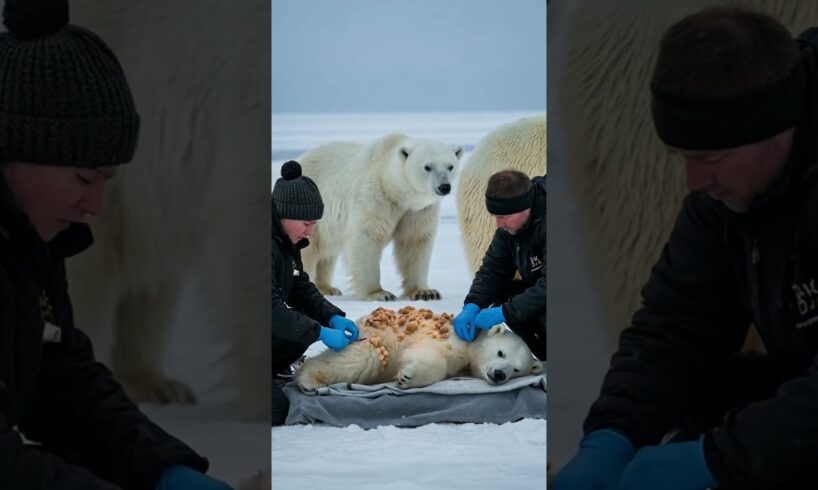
[{"xmin": 272, "ymin": 0, "xmax": 546, "ymax": 113}]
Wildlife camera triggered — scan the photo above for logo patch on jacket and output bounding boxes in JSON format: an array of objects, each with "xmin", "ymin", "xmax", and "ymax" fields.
[
  {"xmin": 792, "ymin": 279, "xmax": 818, "ymax": 329},
  {"xmin": 529, "ymin": 255, "xmax": 543, "ymax": 272},
  {"xmin": 39, "ymin": 291, "xmax": 62, "ymax": 343},
  {"xmin": 292, "ymin": 260, "xmax": 300, "ymax": 277}
]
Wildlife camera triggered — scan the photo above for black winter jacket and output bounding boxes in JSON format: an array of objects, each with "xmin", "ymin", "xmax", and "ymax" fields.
[
  {"xmin": 271, "ymin": 205, "xmax": 344, "ymax": 355},
  {"xmin": 584, "ymin": 114, "xmax": 818, "ymax": 487},
  {"xmin": 464, "ymin": 176, "xmax": 546, "ymax": 328},
  {"xmin": 0, "ymin": 180, "xmax": 207, "ymax": 489}
]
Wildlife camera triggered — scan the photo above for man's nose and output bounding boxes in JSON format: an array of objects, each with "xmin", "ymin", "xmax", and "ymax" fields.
[
  {"xmin": 495, "ymin": 217, "xmax": 504, "ymax": 228},
  {"xmin": 684, "ymin": 160, "xmax": 712, "ymax": 191}
]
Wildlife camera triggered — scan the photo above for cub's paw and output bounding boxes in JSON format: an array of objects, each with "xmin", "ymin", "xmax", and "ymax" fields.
[{"xmin": 396, "ymin": 365, "xmax": 416, "ymax": 389}]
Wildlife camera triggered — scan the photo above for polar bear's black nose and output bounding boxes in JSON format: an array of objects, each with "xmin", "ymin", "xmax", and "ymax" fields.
[
  {"xmin": 438, "ymin": 183, "xmax": 451, "ymax": 195},
  {"xmin": 492, "ymin": 370, "xmax": 507, "ymax": 382}
]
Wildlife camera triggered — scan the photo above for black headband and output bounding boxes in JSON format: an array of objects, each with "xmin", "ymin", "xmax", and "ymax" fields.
[
  {"xmin": 485, "ymin": 188, "xmax": 534, "ymax": 215},
  {"xmin": 651, "ymin": 56, "xmax": 807, "ymax": 150}
]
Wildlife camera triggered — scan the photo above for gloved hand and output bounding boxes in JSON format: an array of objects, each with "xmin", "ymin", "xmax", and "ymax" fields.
[
  {"xmin": 551, "ymin": 429, "xmax": 635, "ymax": 490},
  {"xmin": 329, "ymin": 314, "xmax": 359, "ymax": 341},
  {"xmin": 319, "ymin": 326, "xmax": 351, "ymax": 351},
  {"xmin": 474, "ymin": 306, "xmax": 505, "ymax": 330},
  {"xmin": 453, "ymin": 303, "xmax": 480, "ymax": 341},
  {"xmin": 618, "ymin": 436, "xmax": 716, "ymax": 490},
  {"xmin": 156, "ymin": 465, "xmax": 232, "ymax": 490}
]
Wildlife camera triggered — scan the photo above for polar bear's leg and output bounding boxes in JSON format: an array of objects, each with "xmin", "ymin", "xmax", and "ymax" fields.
[
  {"xmin": 346, "ymin": 223, "xmax": 397, "ymax": 301},
  {"xmin": 295, "ymin": 343, "xmax": 384, "ymax": 393},
  {"xmin": 395, "ymin": 346, "xmax": 448, "ymax": 389},
  {"xmin": 303, "ymin": 220, "xmax": 343, "ymax": 296},
  {"xmin": 393, "ymin": 204, "xmax": 441, "ymax": 300},
  {"xmin": 315, "ymin": 256, "xmax": 342, "ymax": 296},
  {"xmin": 110, "ymin": 281, "xmax": 196, "ymax": 404}
]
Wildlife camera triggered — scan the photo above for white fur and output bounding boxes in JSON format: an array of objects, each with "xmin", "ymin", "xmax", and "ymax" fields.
[
  {"xmin": 298, "ymin": 134, "xmax": 463, "ymax": 301},
  {"xmin": 457, "ymin": 117, "xmax": 546, "ymax": 273},
  {"xmin": 552, "ymin": 0, "xmax": 818, "ymax": 337},
  {"xmin": 66, "ymin": 0, "xmax": 270, "ymax": 418},
  {"xmin": 296, "ymin": 322, "xmax": 543, "ymax": 392}
]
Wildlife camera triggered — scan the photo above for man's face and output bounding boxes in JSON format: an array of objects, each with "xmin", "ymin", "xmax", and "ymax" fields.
[
  {"xmin": 2, "ymin": 163, "xmax": 117, "ymax": 241},
  {"xmin": 280, "ymin": 218, "xmax": 318, "ymax": 244},
  {"xmin": 672, "ymin": 129, "xmax": 794, "ymax": 213},
  {"xmin": 493, "ymin": 209, "xmax": 531, "ymax": 235}
]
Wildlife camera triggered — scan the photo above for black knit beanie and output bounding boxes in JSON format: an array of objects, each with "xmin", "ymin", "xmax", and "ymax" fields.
[
  {"xmin": 0, "ymin": 0, "xmax": 140, "ymax": 166},
  {"xmin": 272, "ymin": 161, "xmax": 324, "ymax": 221}
]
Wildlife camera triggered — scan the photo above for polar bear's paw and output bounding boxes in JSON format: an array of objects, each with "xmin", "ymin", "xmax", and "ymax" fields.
[
  {"xmin": 317, "ymin": 284, "xmax": 343, "ymax": 296},
  {"xmin": 119, "ymin": 373, "xmax": 196, "ymax": 405},
  {"xmin": 405, "ymin": 288, "xmax": 441, "ymax": 301},
  {"xmin": 395, "ymin": 365, "xmax": 415, "ymax": 389},
  {"xmin": 364, "ymin": 289, "xmax": 398, "ymax": 301}
]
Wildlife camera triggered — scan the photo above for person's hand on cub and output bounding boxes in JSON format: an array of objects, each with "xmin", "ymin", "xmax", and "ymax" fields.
[
  {"xmin": 474, "ymin": 306, "xmax": 505, "ymax": 330},
  {"xmin": 329, "ymin": 314, "xmax": 359, "ymax": 341},
  {"xmin": 453, "ymin": 303, "xmax": 481, "ymax": 341},
  {"xmin": 319, "ymin": 326, "xmax": 350, "ymax": 351}
]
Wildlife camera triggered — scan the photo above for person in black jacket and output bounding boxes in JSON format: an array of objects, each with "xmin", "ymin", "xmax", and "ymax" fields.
[
  {"xmin": 271, "ymin": 160, "xmax": 359, "ymax": 426},
  {"xmin": 452, "ymin": 170, "xmax": 546, "ymax": 361},
  {"xmin": 554, "ymin": 7, "xmax": 818, "ymax": 490},
  {"xmin": 0, "ymin": 1, "xmax": 230, "ymax": 489}
]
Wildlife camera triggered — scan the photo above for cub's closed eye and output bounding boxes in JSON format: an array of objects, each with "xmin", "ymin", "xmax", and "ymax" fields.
[
  {"xmin": 513, "ymin": 368, "xmax": 519, "ymax": 373},
  {"xmin": 497, "ymin": 350, "xmax": 504, "ymax": 358},
  {"xmin": 424, "ymin": 165, "xmax": 432, "ymax": 172}
]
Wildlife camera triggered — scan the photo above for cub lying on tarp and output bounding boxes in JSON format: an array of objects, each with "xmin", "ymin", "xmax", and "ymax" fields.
[{"xmin": 296, "ymin": 306, "xmax": 543, "ymax": 392}]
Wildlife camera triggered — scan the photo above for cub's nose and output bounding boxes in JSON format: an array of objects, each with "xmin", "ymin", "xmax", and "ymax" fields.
[
  {"xmin": 492, "ymin": 370, "xmax": 507, "ymax": 383},
  {"xmin": 437, "ymin": 183, "xmax": 451, "ymax": 195}
]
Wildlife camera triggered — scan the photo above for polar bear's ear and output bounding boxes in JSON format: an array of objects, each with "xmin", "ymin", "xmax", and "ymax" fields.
[
  {"xmin": 530, "ymin": 360, "xmax": 544, "ymax": 374},
  {"xmin": 399, "ymin": 147, "xmax": 411, "ymax": 159},
  {"xmin": 487, "ymin": 325, "xmax": 504, "ymax": 336},
  {"xmin": 452, "ymin": 145, "xmax": 464, "ymax": 159}
]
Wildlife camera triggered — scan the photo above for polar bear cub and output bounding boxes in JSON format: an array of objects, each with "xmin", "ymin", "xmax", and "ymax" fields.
[
  {"xmin": 298, "ymin": 134, "xmax": 462, "ymax": 301},
  {"xmin": 295, "ymin": 307, "xmax": 543, "ymax": 392}
]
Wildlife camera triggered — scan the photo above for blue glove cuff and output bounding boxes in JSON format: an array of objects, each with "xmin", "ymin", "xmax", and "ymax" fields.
[
  {"xmin": 582, "ymin": 429, "xmax": 636, "ymax": 461},
  {"xmin": 329, "ymin": 314, "xmax": 344, "ymax": 327},
  {"xmin": 463, "ymin": 303, "xmax": 480, "ymax": 314}
]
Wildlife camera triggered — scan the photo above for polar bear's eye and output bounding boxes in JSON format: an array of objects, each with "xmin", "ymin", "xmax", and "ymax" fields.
[
  {"xmin": 424, "ymin": 165, "xmax": 432, "ymax": 172},
  {"xmin": 447, "ymin": 165, "xmax": 453, "ymax": 171},
  {"xmin": 497, "ymin": 350, "xmax": 504, "ymax": 358},
  {"xmin": 513, "ymin": 368, "xmax": 520, "ymax": 373}
]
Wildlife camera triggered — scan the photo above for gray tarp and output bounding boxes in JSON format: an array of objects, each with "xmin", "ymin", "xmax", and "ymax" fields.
[{"xmin": 283, "ymin": 374, "xmax": 547, "ymax": 428}]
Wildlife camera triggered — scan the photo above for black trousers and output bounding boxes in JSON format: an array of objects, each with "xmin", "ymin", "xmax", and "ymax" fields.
[{"xmin": 271, "ymin": 338, "xmax": 308, "ymax": 426}]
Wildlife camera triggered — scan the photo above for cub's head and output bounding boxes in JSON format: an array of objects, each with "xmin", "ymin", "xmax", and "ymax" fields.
[{"xmin": 470, "ymin": 325, "xmax": 544, "ymax": 385}]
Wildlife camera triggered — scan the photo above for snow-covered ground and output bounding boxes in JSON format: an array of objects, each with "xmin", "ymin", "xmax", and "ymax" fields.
[{"xmin": 270, "ymin": 111, "xmax": 547, "ymax": 490}]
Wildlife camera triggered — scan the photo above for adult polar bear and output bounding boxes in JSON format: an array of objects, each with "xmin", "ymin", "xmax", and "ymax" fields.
[
  {"xmin": 552, "ymin": 0, "xmax": 818, "ymax": 337},
  {"xmin": 457, "ymin": 116, "xmax": 546, "ymax": 273},
  {"xmin": 66, "ymin": 0, "xmax": 270, "ymax": 418},
  {"xmin": 298, "ymin": 134, "xmax": 462, "ymax": 301},
  {"xmin": 296, "ymin": 307, "xmax": 543, "ymax": 391}
]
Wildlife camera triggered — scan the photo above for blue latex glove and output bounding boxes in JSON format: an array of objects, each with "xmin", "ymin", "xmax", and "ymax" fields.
[
  {"xmin": 156, "ymin": 465, "xmax": 231, "ymax": 490},
  {"xmin": 453, "ymin": 303, "xmax": 480, "ymax": 341},
  {"xmin": 474, "ymin": 306, "xmax": 505, "ymax": 330},
  {"xmin": 319, "ymin": 326, "xmax": 351, "ymax": 351},
  {"xmin": 329, "ymin": 314, "xmax": 359, "ymax": 341},
  {"xmin": 551, "ymin": 429, "xmax": 636, "ymax": 490},
  {"xmin": 618, "ymin": 436, "xmax": 717, "ymax": 490}
]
